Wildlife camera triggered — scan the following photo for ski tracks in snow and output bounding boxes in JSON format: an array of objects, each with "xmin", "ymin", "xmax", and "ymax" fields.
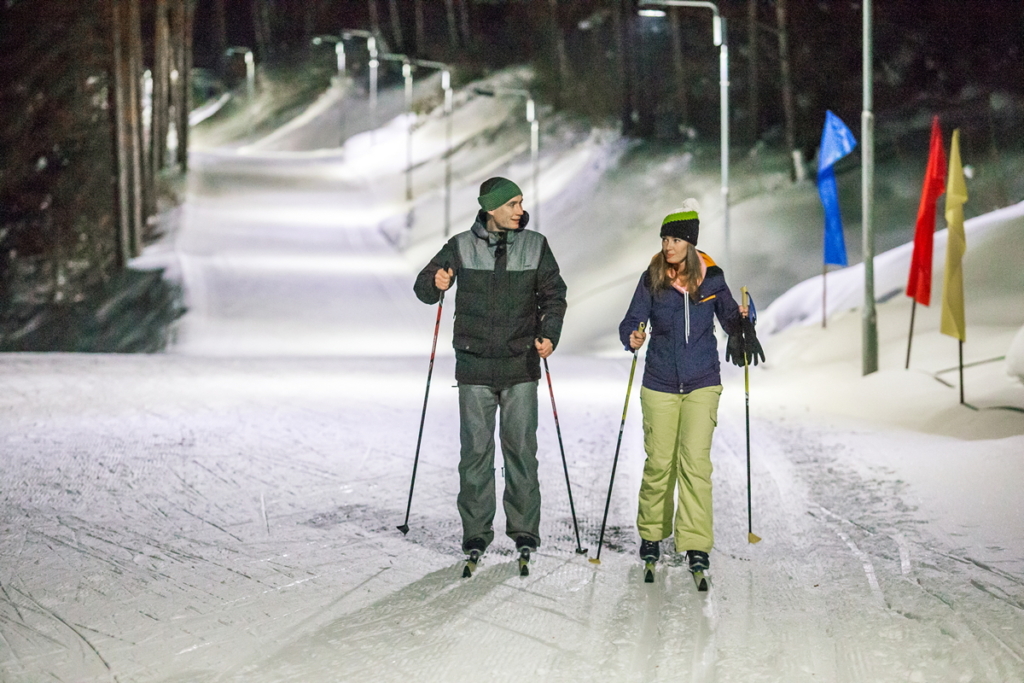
[{"xmin": 722, "ymin": 410, "xmax": 1024, "ymax": 682}]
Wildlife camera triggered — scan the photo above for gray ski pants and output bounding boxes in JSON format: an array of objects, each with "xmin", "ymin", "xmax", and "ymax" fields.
[{"xmin": 457, "ymin": 381, "xmax": 540, "ymax": 552}]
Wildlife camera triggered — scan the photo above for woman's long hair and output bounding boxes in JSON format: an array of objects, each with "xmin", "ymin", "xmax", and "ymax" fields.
[{"xmin": 648, "ymin": 241, "xmax": 703, "ymax": 300}]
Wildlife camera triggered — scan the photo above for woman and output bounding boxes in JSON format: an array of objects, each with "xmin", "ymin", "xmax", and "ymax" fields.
[{"xmin": 617, "ymin": 198, "xmax": 762, "ymax": 579}]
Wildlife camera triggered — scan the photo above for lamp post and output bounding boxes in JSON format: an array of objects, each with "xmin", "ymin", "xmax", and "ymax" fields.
[
  {"xmin": 412, "ymin": 59, "xmax": 455, "ymax": 237},
  {"xmin": 638, "ymin": 1, "xmax": 730, "ymax": 274},
  {"xmin": 473, "ymin": 87, "xmax": 540, "ymax": 233},
  {"xmin": 381, "ymin": 53, "xmax": 415, "ymax": 201},
  {"xmin": 311, "ymin": 34, "xmax": 346, "ymax": 79},
  {"xmin": 342, "ymin": 29, "xmax": 379, "ymax": 136},
  {"xmin": 862, "ymin": 0, "xmax": 878, "ymax": 375},
  {"xmin": 225, "ymin": 47, "xmax": 255, "ymax": 133}
]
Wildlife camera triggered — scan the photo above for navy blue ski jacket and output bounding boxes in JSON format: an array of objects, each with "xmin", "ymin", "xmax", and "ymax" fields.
[{"xmin": 618, "ymin": 253, "xmax": 744, "ymax": 394}]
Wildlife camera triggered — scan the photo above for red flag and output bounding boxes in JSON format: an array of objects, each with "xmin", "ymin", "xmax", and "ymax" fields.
[{"xmin": 906, "ymin": 117, "xmax": 947, "ymax": 306}]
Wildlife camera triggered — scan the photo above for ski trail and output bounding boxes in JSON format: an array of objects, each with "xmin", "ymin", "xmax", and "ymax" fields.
[
  {"xmin": 688, "ymin": 587, "xmax": 717, "ymax": 683},
  {"xmin": 891, "ymin": 532, "xmax": 912, "ymax": 575},
  {"xmin": 815, "ymin": 506, "xmax": 885, "ymax": 606},
  {"xmin": 633, "ymin": 564, "xmax": 665, "ymax": 682}
]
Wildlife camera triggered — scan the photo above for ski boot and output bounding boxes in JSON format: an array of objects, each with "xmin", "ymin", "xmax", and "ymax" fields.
[
  {"xmin": 515, "ymin": 536, "xmax": 536, "ymax": 577},
  {"xmin": 462, "ymin": 539, "xmax": 486, "ymax": 578},
  {"xmin": 687, "ymin": 550, "xmax": 710, "ymax": 591},
  {"xmin": 639, "ymin": 539, "xmax": 660, "ymax": 583}
]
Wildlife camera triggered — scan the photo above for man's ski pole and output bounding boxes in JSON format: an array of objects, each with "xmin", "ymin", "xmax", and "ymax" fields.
[
  {"xmin": 542, "ymin": 356, "xmax": 587, "ymax": 555},
  {"xmin": 590, "ymin": 322, "xmax": 645, "ymax": 565},
  {"xmin": 398, "ymin": 291, "xmax": 444, "ymax": 535},
  {"xmin": 742, "ymin": 287, "xmax": 762, "ymax": 545}
]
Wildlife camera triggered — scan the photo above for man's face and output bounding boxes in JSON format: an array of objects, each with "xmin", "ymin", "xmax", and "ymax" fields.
[{"xmin": 487, "ymin": 195, "xmax": 525, "ymax": 231}]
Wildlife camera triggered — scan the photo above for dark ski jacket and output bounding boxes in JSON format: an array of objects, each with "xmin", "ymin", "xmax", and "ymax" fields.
[
  {"xmin": 414, "ymin": 212, "xmax": 567, "ymax": 388},
  {"xmin": 618, "ymin": 253, "xmax": 743, "ymax": 394}
]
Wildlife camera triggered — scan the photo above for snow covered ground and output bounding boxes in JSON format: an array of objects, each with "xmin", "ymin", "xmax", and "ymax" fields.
[{"xmin": 2, "ymin": 69, "xmax": 1023, "ymax": 682}]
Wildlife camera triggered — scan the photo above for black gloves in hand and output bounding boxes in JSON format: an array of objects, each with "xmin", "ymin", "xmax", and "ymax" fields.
[
  {"xmin": 725, "ymin": 333, "xmax": 746, "ymax": 367},
  {"xmin": 726, "ymin": 317, "xmax": 766, "ymax": 367},
  {"xmin": 741, "ymin": 316, "xmax": 766, "ymax": 366}
]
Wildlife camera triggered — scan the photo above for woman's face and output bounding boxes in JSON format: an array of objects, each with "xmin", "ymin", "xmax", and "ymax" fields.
[{"xmin": 662, "ymin": 236, "xmax": 689, "ymax": 265}]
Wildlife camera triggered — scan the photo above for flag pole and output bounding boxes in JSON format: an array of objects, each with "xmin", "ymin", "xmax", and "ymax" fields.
[
  {"xmin": 959, "ymin": 340, "xmax": 965, "ymax": 404},
  {"xmin": 905, "ymin": 299, "xmax": 917, "ymax": 369},
  {"xmin": 822, "ymin": 263, "xmax": 827, "ymax": 328}
]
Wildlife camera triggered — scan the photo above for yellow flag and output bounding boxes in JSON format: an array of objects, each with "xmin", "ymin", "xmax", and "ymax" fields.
[{"xmin": 940, "ymin": 129, "xmax": 968, "ymax": 341}]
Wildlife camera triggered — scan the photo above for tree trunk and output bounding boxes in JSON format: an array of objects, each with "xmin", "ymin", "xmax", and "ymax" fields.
[
  {"xmin": 171, "ymin": 0, "xmax": 185, "ymax": 169},
  {"xmin": 611, "ymin": 0, "xmax": 626, "ymax": 132},
  {"xmin": 178, "ymin": 0, "xmax": 195, "ymax": 171},
  {"xmin": 775, "ymin": 0, "xmax": 800, "ymax": 180},
  {"xmin": 152, "ymin": 0, "xmax": 170, "ymax": 174},
  {"xmin": 212, "ymin": 0, "xmax": 227, "ymax": 65},
  {"xmin": 414, "ymin": 0, "xmax": 425, "ymax": 54},
  {"xmin": 387, "ymin": 0, "xmax": 403, "ymax": 50},
  {"xmin": 747, "ymin": 0, "xmax": 759, "ymax": 144},
  {"xmin": 252, "ymin": 0, "xmax": 271, "ymax": 62},
  {"xmin": 110, "ymin": 0, "xmax": 133, "ymax": 267},
  {"xmin": 668, "ymin": 8, "xmax": 689, "ymax": 132},
  {"xmin": 547, "ymin": 0, "xmax": 572, "ymax": 104},
  {"xmin": 368, "ymin": 0, "xmax": 381, "ymax": 37},
  {"xmin": 444, "ymin": 0, "xmax": 459, "ymax": 49},
  {"xmin": 126, "ymin": 0, "xmax": 145, "ymax": 251},
  {"xmin": 458, "ymin": 0, "xmax": 470, "ymax": 47},
  {"xmin": 303, "ymin": 1, "xmax": 315, "ymax": 43}
]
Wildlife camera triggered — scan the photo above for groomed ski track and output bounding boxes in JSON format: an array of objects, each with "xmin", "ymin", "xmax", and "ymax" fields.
[{"xmin": 3, "ymin": 354, "xmax": 1021, "ymax": 682}]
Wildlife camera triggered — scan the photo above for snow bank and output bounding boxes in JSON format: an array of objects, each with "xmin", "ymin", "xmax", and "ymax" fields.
[
  {"xmin": 1008, "ymin": 324, "xmax": 1024, "ymax": 383},
  {"xmin": 760, "ymin": 200, "xmax": 1024, "ymax": 335}
]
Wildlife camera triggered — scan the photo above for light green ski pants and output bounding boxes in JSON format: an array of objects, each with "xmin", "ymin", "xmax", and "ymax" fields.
[{"xmin": 637, "ymin": 384, "xmax": 722, "ymax": 553}]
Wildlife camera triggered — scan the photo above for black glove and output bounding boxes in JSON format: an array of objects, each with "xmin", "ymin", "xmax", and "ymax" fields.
[
  {"xmin": 725, "ymin": 333, "xmax": 746, "ymax": 367},
  {"xmin": 741, "ymin": 316, "xmax": 766, "ymax": 366}
]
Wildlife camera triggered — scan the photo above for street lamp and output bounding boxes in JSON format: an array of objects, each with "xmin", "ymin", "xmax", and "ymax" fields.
[
  {"xmin": 638, "ymin": 1, "xmax": 730, "ymax": 274},
  {"xmin": 225, "ymin": 47, "xmax": 255, "ymax": 133},
  {"xmin": 473, "ymin": 87, "xmax": 540, "ymax": 233},
  {"xmin": 341, "ymin": 29, "xmax": 379, "ymax": 137},
  {"xmin": 380, "ymin": 53, "xmax": 415, "ymax": 201},
  {"xmin": 311, "ymin": 34, "xmax": 346, "ymax": 79},
  {"xmin": 411, "ymin": 59, "xmax": 455, "ymax": 237}
]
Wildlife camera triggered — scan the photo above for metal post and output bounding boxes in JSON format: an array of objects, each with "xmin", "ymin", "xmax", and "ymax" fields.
[
  {"xmin": 368, "ymin": 36, "xmax": 378, "ymax": 139},
  {"xmin": 336, "ymin": 41, "xmax": 345, "ymax": 76},
  {"xmin": 862, "ymin": 0, "xmax": 878, "ymax": 375},
  {"xmin": 404, "ymin": 61, "xmax": 414, "ymax": 201},
  {"xmin": 244, "ymin": 51, "xmax": 255, "ymax": 135},
  {"xmin": 527, "ymin": 98, "xmax": 539, "ymax": 232},
  {"xmin": 472, "ymin": 86, "xmax": 539, "ymax": 231},
  {"xmin": 717, "ymin": 14, "xmax": 730, "ymax": 275},
  {"xmin": 639, "ymin": 1, "xmax": 730, "ymax": 274},
  {"xmin": 407, "ymin": 58, "xmax": 455, "ymax": 236},
  {"xmin": 443, "ymin": 70, "xmax": 453, "ymax": 237},
  {"xmin": 228, "ymin": 47, "xmax": 256, "ymax": 135}
]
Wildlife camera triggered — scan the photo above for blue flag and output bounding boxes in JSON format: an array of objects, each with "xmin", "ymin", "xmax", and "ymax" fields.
[{"xmin": 816, "ymin": 110, "xmax": 857, "ymax": 266}]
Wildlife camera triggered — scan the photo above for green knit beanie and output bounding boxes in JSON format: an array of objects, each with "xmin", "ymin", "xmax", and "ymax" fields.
[{"xmin": 478, "ymin": 177, "xmax": 523, "ymax": 211}]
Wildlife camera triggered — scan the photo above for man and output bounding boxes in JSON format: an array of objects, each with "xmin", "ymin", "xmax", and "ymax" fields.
[{"xmin": 414, "ymin": 177, "xmax": 567, "ymax": 572}]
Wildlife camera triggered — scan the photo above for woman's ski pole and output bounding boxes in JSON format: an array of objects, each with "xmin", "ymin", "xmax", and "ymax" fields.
[
  {"xmin": 742, "ymin": 287, "xmax": 762, "ymax": 544},
  {"xmin": 590, "ymin": 322, "xmax": 645, "ymax": 565},
  {"xmin": 398, "ymin": 291, "xmax": 445, "ymax": 535},
  {"xmin": 542, "ymin": 356, "xmax": 587, "ymax": 555}
]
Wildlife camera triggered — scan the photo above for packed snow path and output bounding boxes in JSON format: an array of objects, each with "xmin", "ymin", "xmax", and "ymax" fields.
[
  {"xmin": 3, "ymin": 355, "xmax": 1023, "ymax": 682},
  {"xmin": 3, "ymin": 80, "xmax": 1023, "ymax": 682}
]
